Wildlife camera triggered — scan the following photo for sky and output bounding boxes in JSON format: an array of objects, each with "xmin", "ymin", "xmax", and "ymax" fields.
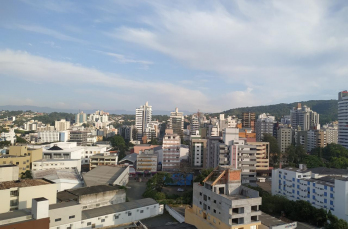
[{"xmin": 0, "ymin": 0, "xmax": 347, "ymax": 113}]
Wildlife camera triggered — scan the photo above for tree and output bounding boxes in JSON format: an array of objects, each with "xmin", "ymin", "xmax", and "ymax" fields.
[
  {"xmin": 146, "ymin": 172, "xmax": 173, "ymax": 192},
  {"xmin": 0, "ymin": 141, "xmax": 11, "ymax": 148},
  {"xmin": 20, "ymin": 170, "xmax": 32, "ymax": 179},
  {"xmin": 194, "ymin": 168, "xmax": 213, "ymax": 185},
  {"xmin": 16, "ymin": 136, "xmax": 27, "ymax": 144},
  {"xmin": 262, "ymin": 133, "xmax": 280, "ymax": 166}
]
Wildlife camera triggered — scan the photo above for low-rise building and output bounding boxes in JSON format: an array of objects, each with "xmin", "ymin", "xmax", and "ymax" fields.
[
  {"xmin": 0, "ymin": 179, "xmax": 57, "ymax": 213},
  {"xmin": 190, "ymin": 138, "xmax": 207, "ymax": 168},
  {"xmin": 185, "ymin": 166, "xmax": 262, "ymax": 229},
  {"xmin": 81, "ymin": 146, "xmax": 107, "ymax": 165},
  {"xmin": 57, "ymin": 185, "xmax": 126, "ymax": 210},
  {"xmin": 272, "ymin": 164, "xmax": 348, "ymax": 222},
  {"xmin": 83, "ymin": 165, "xmax": 129, "ymax": 187},
  {"xmin": 0, "ymin": 129, "xmax": 16, "ymax": 145},
  {"xmin": 0, "ymin": 155, "xmax": 31, "ymax": 176},
  {"xmin": 89, "ymin": 154, "xmax": 118, "ymax": 170},
  {"xmin": 32, "ymin": 159, "xmax": 81, "ymax": 173},
  {"xmin": 32, "ymin": 169, "xmax": 83, "ymax": 192}
]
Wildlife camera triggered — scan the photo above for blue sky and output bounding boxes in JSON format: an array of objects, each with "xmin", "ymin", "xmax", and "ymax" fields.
[{"xmin": 0, "ymin": 0, "xmax": 347, "ymax": 113}]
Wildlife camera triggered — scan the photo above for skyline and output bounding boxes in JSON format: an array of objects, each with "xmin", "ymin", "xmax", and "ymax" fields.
[{"xmin": 1, "ymin": 1, "xmax": 348, "ymax": 112}]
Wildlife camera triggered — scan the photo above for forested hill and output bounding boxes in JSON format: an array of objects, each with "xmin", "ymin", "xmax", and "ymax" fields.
[{"xmin": 213, "ymin": 100, "xmax": 338, "ymax": 124}]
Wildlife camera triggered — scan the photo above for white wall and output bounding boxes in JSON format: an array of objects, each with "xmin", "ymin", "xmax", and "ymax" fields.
[{"xmin": 32, "ymin": 159, "xmax": 81, "ymax": 172}]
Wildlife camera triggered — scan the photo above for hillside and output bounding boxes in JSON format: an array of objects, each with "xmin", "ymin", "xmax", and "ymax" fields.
[{"xmin": 212, "ymin": 100, "xmax": 338, "ymax": 124}]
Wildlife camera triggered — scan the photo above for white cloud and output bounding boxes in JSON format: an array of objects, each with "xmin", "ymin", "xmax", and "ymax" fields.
[
  {"xmin": 0, "ymin": 49, "xmax": 213, "ymax": 111},
  {"xmin": 109, "ymin": 0, "xmax": 348, "ymax": 106},
  {"xmin": 96, "ymin": 50, "xmax": 153, "ymax": 65},
  {"xmin": 10, "ymin": 24, "xmax": 86, "ymax": 44}
]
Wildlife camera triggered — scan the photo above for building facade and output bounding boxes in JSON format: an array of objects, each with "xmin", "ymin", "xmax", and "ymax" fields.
[
  {"xmin": 290, "ymin": 103, "xmax": 319, "ymax": 131},
  {"xmin": 185, "ymin": 166, "xmax": 261, "ymax": 229},
  {"xmin": 255, "ymin": 113, "xmax": 275, "ymax": 142},
  {"xmin": 54, "ymin": 119, "xmax": 70, "ymax": 131},
  {"xmin": 135, "ymin": 102, "xmax": 152, "ymax": 141},
  {"xmin": 162, "ymin": 130, "xmax": 181, "ymax": 172},
  {"xmin": 338, "ymin": 91, "xmax": 348, "ymax": 149},
  {"xmin": 168, "ymin": 108, "xmax": 184, "ymax": 136},
  {"xmin": 242, "ymin": 112, "xmax": 256, "ymax": 132}
]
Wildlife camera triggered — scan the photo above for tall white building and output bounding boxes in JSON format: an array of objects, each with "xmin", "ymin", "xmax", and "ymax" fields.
[
  {"xmin": 75, "ymin": 111, "xmax": 87, "ymax": 124},
  {"xmin": 338, "ymin": 91, "xmax": 348, "ymax": 149},
  {"xmin": 190, "ymin": 114, "xmax": 200, "ymax": 135},
  {"xmin": 0, "ymin": 128, "xmax": 16, "ymax": 145},
  {"xmin": 256, "ymin": 113, "xmax": 275, "ymax": 141},
  {"xmin": 55, "ymin": 119, "xmax": 71, "ymax": 131},
  {"xmin": 135, "ymin": 102, "xmax": 152, "ymax": 140},
  {"xmin": 38, "ymin": 131, "xmax": 59, "ymax": 143},
  {"xmin": 89, "ymin": 110, "xmax": 109, "ymax": 123},
  {"xmin": 272, "ymin": 165, "xmax": 348, "ymax": 222},
  {"xmin": 290, "ymin": 103, "xmax": 319, "ymax": 131},
  {"xmin": 168, "ymin": 108, "xmax": 184, "ymax": 135}
]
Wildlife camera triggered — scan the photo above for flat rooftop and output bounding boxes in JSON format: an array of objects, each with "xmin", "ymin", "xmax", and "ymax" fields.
[
  {"xmin": 58, "ymin": 185, "xmax": 122, "ymax": 200},
  {"xmin": 82, "ymin": 198, "xmax": 157, "ymax": 220},
  {"xmin": 0, "ymin": 209, "xmax": 31, "ymax": 221},
  {"xmin": 83, "ymin": 166, "xmax": 127, "ymax": 187},
  {"xmin": 220, "ymin": 194, "xmax": 248, "ymax": 200},
  {"xmin": 34, "ymin": 159, "xmax": 79, "ymax": 162},
  {"xmin": 49, "ymin": 201, "xmax": 79, "ymax": 210},
  {"xmin": 0, "ymin": 179, "xmax": 51, "ymax": 190},
  {"xmin": 259, "ymin": 212, "xmax": 296, "ymax": 227}
]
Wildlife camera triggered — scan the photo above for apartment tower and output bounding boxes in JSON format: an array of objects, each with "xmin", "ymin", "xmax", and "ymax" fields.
[{"xmin": 338, "ymin": 91, "xmax": 348, "ymax": 149}]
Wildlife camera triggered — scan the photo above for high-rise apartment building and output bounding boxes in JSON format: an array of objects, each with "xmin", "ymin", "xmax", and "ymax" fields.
[
  {"xmin": 242, "ymin": 112, "xmax": 256, "ymax": 131},
  {"xmin": 255, "ymin": 113, "xmax": 275, "ymax": 141},
  {"xmin": 75, "ymin": 111, "xmax": 87, "ymax": 124},
  {"xmin": 277, "ymin": 126, "xmax": 293, "ymax": 153},
  {"xmin": 290, "ymin": 103, "xmax": 319, "ymax": 131},
  {"xmin": 69, "ymin": 130, "xmax": 88, "ymax": 146},
  {"xmin": 168, "ymin": 108, "xmax": 184, "ymax": 136},
  {"xmin": 162, "ymin": 129, "xmax": 180, "ymax": 171},
  {"xmin": 190, "ymin": 114, "xmax": 200, "ymax": 135},
  {"xmin": 338, "ymin": 91, "xmax": 348, "ymax": 149},
  {"xmin": 190, "ymin": 136, "xmax": 207, "ymax": 168},
  {"xmin": 55, "ymin": 119, "xmax": 70, "ymax": 131},
  {"xmin": 89, "ymin": 110, "xmax": 109, "ymax": 123},
  {"xmin": 135, "ymin": 102, "xmax": 152, "ymax": 140},
  {"xmin": 185, "ymin": 166, "xmax": 262, "ymax": 229}
]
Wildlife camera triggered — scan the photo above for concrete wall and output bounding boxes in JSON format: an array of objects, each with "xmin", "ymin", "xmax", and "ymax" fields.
[
  {"xmin": 0, "ymin": 156, "xmax": 30, "ymax": 176},
  {"xmin": 79, "ymin": 189, "xmax": 126, "ymax": 210},
  {"xmin": 18, "ymin": 184, "xmax": 57, "ymax": 210},
  {"xmin": 0, "ymin": 189, "xmax": 11, "ymax": 213},
  {"xmin": 32, "ymin": 159, "xmax": 81, "ymax": 172},
  {"xmin": 0, "ymin": 166, "xmax": 19, "ymax": 182},
  {"xmin": 49, "ymin": 203, "xmax": 82, "ymax": 227}
]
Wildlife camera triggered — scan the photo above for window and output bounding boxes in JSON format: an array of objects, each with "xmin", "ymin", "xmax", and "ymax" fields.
[
  {"xmin": 140, "ymin": 210, "xmax": 144, "ymax": 213},
  {"xmin": 101, "ymin": 219, "xmax": 105, "ymax": 222},
  {"xmin": 69, "ymin": 215, "xmax": 75, "ymax": 219},
  {"xmin": 83, "ymin": 206, "xmax": 87, "ymax": 209},
  {"xmin": 87, "ymin": 222, "xmax": 91, "ymax": 226},
  {"xmin": 114, "ymin": 215, "xmax": 119, "ymax": 219},
  {"xmin": 10, "ymin": 190, "xmax": 18, "ymax": 197},
  {"xmin": 213, "ymin": 209, "xmax": 216, "ymax": 213},
  {"xmin": 55, "ymin": 218, "xmax": 61, "ymax": 222},
  {"xmin": 128, "ymin": 212, "xmax": 132, "ymax": 216}
]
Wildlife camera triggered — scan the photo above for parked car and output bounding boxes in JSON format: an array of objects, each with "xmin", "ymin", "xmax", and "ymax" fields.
[{"xmin": 177, "ymin": 188, "xmax": 184, "ymax": 192}]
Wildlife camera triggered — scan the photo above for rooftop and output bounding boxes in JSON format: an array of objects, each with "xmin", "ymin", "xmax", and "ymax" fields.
[
  {"xmin": 119, "ymin": 153, "xmax": 137, "ymax": 163},
  {"xmin": 34, "ymin": 159, "xmax": 80, "ymax": 162},
  {"xmin": 259, "ymin": 212, "xmax": 296, "ymax": 227},
  {"xmin": 0, "ymin": 179, "xmax": 51, "ymax": 190},
  {"xmin": 32, "ymin": 169, "xmax": 82, "ymax": 182},
  {"xmin": 0, "ymin": 164, "xmax": 17, "ymax": 168},
  {"xmin": 282, "ymin": 166, "xmax": 348, "ymax": 176},
  {"xmin": 83, "ymin": 166, "xmax": 127, "ymax": 187},
  {"xmin": 57, "ymin": 185, "xmax": 122, "ymax": 201},
  {"xmin": 0, "ymin": 209, "xmax": 31, "ymax": 221},
  {"xmin": 49, "ymin": 201, "xmax": 79, "ymax": 210},
  {"xmin": 81, "ymin": 198, "xmax": 157, "ymax": 220}
]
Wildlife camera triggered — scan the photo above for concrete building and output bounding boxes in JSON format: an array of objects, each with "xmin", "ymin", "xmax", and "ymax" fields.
[
  {"xmin": 256, "ymin": 113, "xmax": 275, "ymax": 142},
  {"xmin": 69, "ymin": 130, "xmax": 88, "ymax": 146},
  {"xmin": 0, "ymin": 198, "xmax": 50, "ymax": 229},
  {"xmin": 0, "ymin": 165, "xmax": 19, "ymax": 182},
  {"xmin": 137, "ymin": 150, "xmax": 158, "ymax": 174},
  {"xmin": 242, "ymin": 112, "xmax": 256, "ymax": 132},
  {"xmin": 248, "ymin": 142, "xmax": 270, "ymax": 171},
  {"xmin": 0, "ymin": 128, "xmax": 16, "ymax": 145},
  {"xmin": 0, "ymin": 179, "xmax": 57, "ymax": 213},
  {"xmin": 51, "ymin": 198, "xmax": 163, "ymax": 229},
  {"xmin": 323, "ymin": 124, "xmax": 338, "ymax": 145},
  {"xmin": 190, "ymin": 114, "xmax": 200, "ymax": 135},
  {"xmin": 185, "ymin": 166, "xmax": 262, "ymax": 229},
  {"xmin": 162, "ymin": 130, "xmax": 181, "ymax": 172},
  {"xmin": 136, "ymin": 102, "xmax": 152, "ymax": 141},
  {"xmin": 81, "ymin": 146, "xmax": 107, "ymax": 164},
  {"xmin": 38, "ymin": 131, "xmax": 59, "ymax": 143},
  {"xmin": 338, "ymin": 91, "xmax": 348, "ymax": 149},
  {"xmin": 89, "ymin": 154, "xmax": 118, "ymax": 170},
  {"xmin": 83, "ymin": 165, "xmax": 129, "ymax": 187},
  {"xmin": 168, "ymin": 108, "xmax": 184, "ymax": 136},
  {"xmin": 32, "ymin": 169, "xmax": 83, "ymax": 192},
  {"xmin": 57, "ymin": 185, "xmax": 126, "ymax": 210},
  {"xmin": 42, "ymin": 144, "xmax": 84, "ymax": 160},
  {"xmin": 259, "ymin": 212, "xmax": 297, "ymax": 229},
  {"xmin": 32, "ymin": 159, "xmax": 81, "ymax": 173},
  {"xmin": 272, "ymin": 165, "xmax": 348, "ymax": 222},
  {"xmin": 75, "ymin": 111, "xmax": 87, "ymax": 124},
  {"xmin": 133, "ymin": 144, "xmax": 159, "ymax": 154},
  {"xmin": 89, "ymin": 110, "xmax": 109, "ymax": 123},
  {"xmin": 290, "ymin": 103, "xmax": 319, "ymax": 131},
  {"xmin": 54, "ymin": 119, "xmax": 70, "ymax": 131},
  {"xmin": 118, "ymin": 125, "xmax": 134, "ymax": 141},
  {"xmin": 277, "ymin": 126, "xmax": 293, "ymax": 153},
  {"xmin": 190, "ymin": 137, "xmax": 207, "ymax": 168}
]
